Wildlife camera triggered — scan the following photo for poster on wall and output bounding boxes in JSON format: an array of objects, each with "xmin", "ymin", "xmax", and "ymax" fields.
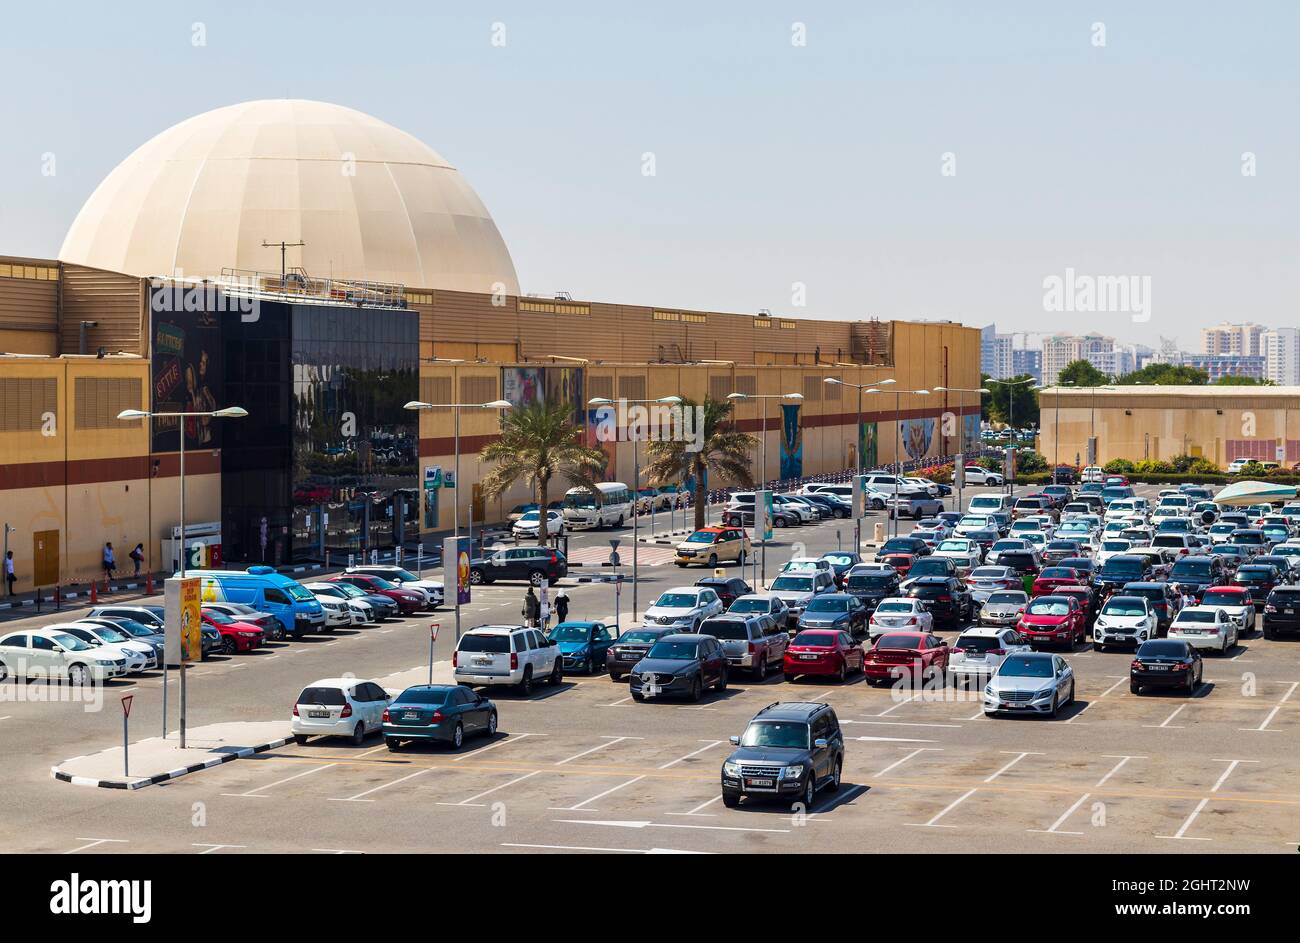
[
  {"xmin": 501, "ymin": 367, "xmax": 545, "ymax": 408},
  {"xmin": 899, "ymin": 417, "xmax": 935, "ymax": 462},
  {"xmin": 150, "ymin": 299, "xmax": 223, "ymax": 453},
  {"xmin": 780, "ymin": 403, "xmax": 803, "ymax": 481},
  {"xmin": 962, "ymin": 414, "xmax": 981, "ymax": 455},
  {"xmin": 858, "ymin": 421, "xmax": 878, "ymax": 470}
]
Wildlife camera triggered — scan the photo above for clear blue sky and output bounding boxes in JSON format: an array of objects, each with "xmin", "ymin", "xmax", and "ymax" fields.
[{"xmin": 1, "ymin": 1, "xmax": 1296, "ymax": 349}]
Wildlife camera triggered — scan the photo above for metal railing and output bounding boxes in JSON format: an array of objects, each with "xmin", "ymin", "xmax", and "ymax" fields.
[{"xmin": 217, "ymin": 267, "xmax": 407, "ymax": 309}]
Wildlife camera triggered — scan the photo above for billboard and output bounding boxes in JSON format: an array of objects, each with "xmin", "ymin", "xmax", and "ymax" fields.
[
  {"xmin": 149, "ymin": 299, "xmax": 223, "ymax": 453},
  {"xmin": 164, "ymin": 576, "xmax": 202, "ymax": 663},
  {"xmin": 443, "ymin": 535, "xmax": 472, "ymax": 606}
]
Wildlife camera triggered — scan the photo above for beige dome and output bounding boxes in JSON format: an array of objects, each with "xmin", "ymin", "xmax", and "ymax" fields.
[{"xmin": 59, "ymin": 99, "xmax": 519, "ymax": 294}]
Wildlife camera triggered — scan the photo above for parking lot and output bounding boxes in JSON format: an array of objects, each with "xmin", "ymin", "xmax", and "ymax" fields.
[{"xmin": 3, "ymin": 484, "xmax": 1300, "ymax": 854}]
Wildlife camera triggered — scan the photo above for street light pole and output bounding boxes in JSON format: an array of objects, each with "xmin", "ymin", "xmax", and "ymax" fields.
[
  {"xmin": 934, "ymin": 385, "xmax": 990, "ymax": 513},
  {"xmin": 726, "ymin": 391, "xmax": 802, "ymax": 588}
]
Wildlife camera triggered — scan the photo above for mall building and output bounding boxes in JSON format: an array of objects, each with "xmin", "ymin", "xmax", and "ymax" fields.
[{"xmin": 0, "ymin": 100, "xmax": 979, "ymax": 592}]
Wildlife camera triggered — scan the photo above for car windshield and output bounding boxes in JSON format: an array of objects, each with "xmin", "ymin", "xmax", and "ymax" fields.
[
  {"xmin": 1177, "ymin": 610, "xmax": 1218, "ymax": 624},
  {"xmin": 909, "ymin": 559, "xmax": 949, "ymax": 575},
  {"xmin": 728, "ymin": 598, "xmax": 768, "ymax": 613},
  {"xmin": 1039, "ymin": 568, "xmax": 1076, "ymax": 579},
  {"xmin": 1201, "ymin": 591, "xmax": 1245, "ymax": 606},
  {"xmin": 937, "ymin": 541, "xmax": 970, "ymax": 553},
  {"xmin": 1102, "ymin": 599, "xmax": 1146, "ymax": 617},
  {"xmin": 547, "ymin": 626, "xmax": 591, "ymax": 642},
  {"xmin": 806, "ymin": 597, "xmax": 848, "ymax": 613},
  {"xmin": 1102, "ymin": 541, "xmax": 1131, "ymax": 551},
  {"xmin": 1236, "ymin": 569, "xmax": 1272, "ymax": 582},
  {"xmin": 700, "ymin": 619, "xmax": 749, "ymax": 640},
  {"xmin": 203, "ymin": 610, "xmax": 234, "ymax": 624},
  {"xmin": 740, "ymin": 721, "xmax": 809, "ymax": 749},
  {"xmin": 330, "ymin": 582, "xmax": 366, "ymax": 598},
  {"xmin": 1171, "ymin": 560, "xmax": 1212, "ymax": 579},
  {"xmin": 998, "ymin": 655, "xmax": 1054, "ymax": 678},
  {"xmin": 394, "ymin": 688, "xmax": 452, "ymax": 706},
  {"xmin": 880, "ymin": 540, "xmax": 921, "ymax": 554},
  {"xmin": 986, "ymin": 591, "xmax": 1027, "ymax": 605},
  {"xmin": 297, "ymin": 686, "xmax": 347, "ymax": 705},
  {"xmin": 458, "ymin": 634, "xmax": 510, "ymax": 654},
  {"xmin": 51, "ymin": 633, "xmax": 92, "ymax": 651},
  {"xmin": 822, "ymin": 554, "xmax": 855, "ymax": 566},
  {"xmin": 770, "ymin": 577, "xmax": 814, "ymax": 592},
  {"xmin": 1102, "ymin": 558, "xmax": 1144, "ymax": 577},
  {"xmin": 286, "ymin": 584, "xmax": 315, "ymax": 602},
  {"xmin": 956, "ymin": 635, "xmax": 1005, "ymax": 653},
  {"xmin": 875, "ymin": 602, "xmax": 914, "ymax": 614},
  {"xmin": 1027, "ymin": 600, "xmax": 1070, "ymax": 616},
  {"xmin": 647, "ymin": 641, "xmax": 700, "ymax": 660},
  {"xmin": 848, "ymin": 574, "xmax": 895, "ymax": 589},
  {"xmin": 111, "ymin": 619, "xmax": 158, "ymax": 638},
  {"xmin": 791, "ymin": 632, "xmax": 836, "ymax": 647},
  {"xmin": 876, "ymin": 635, "xmax": 923, "ymax": 650},
  {"xmin": 360, "ymin": 575, "xmax": 397, "ymax": 590},
  {"xmin": 654, "ymin": 593, "xmax": 700, "ymax": 608},
  {"xmin": 686, "ymin": 531, "xmax": 720, "ymax": 543},
  {"xmin": 617, "ymin": 631, "xmax": 663, "ymax": 644},
  {"xmin": 90, "ymin": 626, "xmax": 129, "ymax": 643},
  {"xmin": 971, "ymin": 568, "xmax": 1006, "ymax": 579}
]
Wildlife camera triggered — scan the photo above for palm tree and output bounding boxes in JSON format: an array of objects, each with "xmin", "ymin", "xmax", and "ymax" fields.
[
  {"xmin": 479, "ymin": 400, "xmax": 608, "ymax": 544},
  {"xmin": 643, "ymin": 396, "xmax": 757, "ymax": 531}
]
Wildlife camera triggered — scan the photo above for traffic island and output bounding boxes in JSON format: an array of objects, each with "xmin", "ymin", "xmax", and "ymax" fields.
[{"xmin": 51, "ymin": 721, "xmax": 294, "ymax": 790}]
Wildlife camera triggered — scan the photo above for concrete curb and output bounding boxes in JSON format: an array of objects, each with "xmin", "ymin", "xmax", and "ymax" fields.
[{"xmin": 50, "ymin": 734, "xmax": 294, "ymax": 791}]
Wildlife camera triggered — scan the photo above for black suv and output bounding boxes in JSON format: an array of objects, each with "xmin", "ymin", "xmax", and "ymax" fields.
[
  {"xmin": 721, "ymin": 701, "xmax": 845, "ymax": 809},
  {"xmin": 844, "ymin": 568, "xmax": 901, "ymax": 614},
  {"xmin": 694, "ymin": 576, "xmax": 753, "ymax": 608},
  {"xmin": 905, "ymin": 576, "xmax": 973, "ymax": 628},
  {"xmin": 470, "ymin": 546, "xmax": 568, "ymax": 586},
  {"xmin": 1263, "ymin": 586, "xmax": 1300, "ymax": 639},
  {"xmin": 1094, "ymin": 555, "xmax": 1154, "ymax": 598},
  {"xmin": 1168, "ymin": 555, "xmax": 1226, "ymax": 603}
]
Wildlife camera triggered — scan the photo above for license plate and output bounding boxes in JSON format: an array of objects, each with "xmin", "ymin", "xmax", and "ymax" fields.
[
  {"xmin": 473, "ymin": 657, "xmax": 493, "ymax": 666},
  {"xmin": 308, "ymin": 710, "xmax": 330, "ymax": 718},
  {"xmin": 644, "ymin": 685, "xmax": 660, "ymax": 697},
  {"xmin": 799, "ymin": 654, "xmax": 817, "ymax": 660},
  {"xmin": 402, "ymin": 711, "xmax": 419, "ymax": 720},
  {"xmin": 1287, "ymin": 609, "xmax": 1295, "ymax": 615},
  {"xmin": 966, "ymin": 654, "xmax": 986, "ymax": 660},
  {"xmin": 746, "ymin": 778, "xmax": 774, "ymax": 788},
  {"xmin": 1148, "ymin": 664, "xmax": 1169, "ymax": 671}
]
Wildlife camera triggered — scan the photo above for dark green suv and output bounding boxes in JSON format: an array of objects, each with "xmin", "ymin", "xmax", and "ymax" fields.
[{"xmin": 721, "ymin": 701, "xmax": 845, "ymax": 808}]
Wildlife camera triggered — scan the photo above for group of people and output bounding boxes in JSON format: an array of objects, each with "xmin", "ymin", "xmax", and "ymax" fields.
[
  {"xmin": 2, "ymin": 540, "xmax": 145, "ymax": 597},
  {"xmin": 522, "ymin": 586, "xmax": 570, "ymax": 629}
]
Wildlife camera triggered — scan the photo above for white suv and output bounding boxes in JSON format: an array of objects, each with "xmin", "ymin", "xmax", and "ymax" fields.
[
  {"xmin": 643, "ymin": 587, "xmax": 725, "ymax": 631},
  {"xmin": 292, "ymin": 678, "xmax": 392, "ymax": 746},
  {"xmin": 950, "ymin": 626, "xmax": 1029, "ymax": 687},
  {"xmin": 454, "ymin": 625, "xmax": 563, "ymax": 694}
]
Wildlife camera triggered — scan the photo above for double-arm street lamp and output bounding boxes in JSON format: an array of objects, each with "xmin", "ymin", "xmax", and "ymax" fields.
[
  {"xmin": 587, "ymin": 395, "xmax": 682, "ymax": 620},
  {"xmin": 847, "ymin": 379, "xmax": 931, "ymax": 537},
  {"xmin": 933, "ymin": 385, "xmax": 990, "ymax": 508},
  {"xmin": 726, "ymin": 391, "xmax": 802, "ymax": 587}
]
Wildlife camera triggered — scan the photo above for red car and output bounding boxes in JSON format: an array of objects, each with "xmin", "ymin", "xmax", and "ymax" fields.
[
  {"xmin": 1032, "ymin": 566, "xmax": 1084, "ymax": 597},
  {"xmin": 329, "ymin": 574, "xmax": 424, "ymax": 615},
  {"xmin": 881, "ymin": 553, "xmax": 916, "ymax": 576},
  {"xmin": 1017, "ymin": 594, "xmax": 1087, "ymax": 649},
  {"xmin": 784, "ymin": 630, "xmax": 864, "ymax": 682},
  {"xmin": 201, "ymin": 609, "xmax": 266, "ymax": 654},
  {"xmin": 863, "ymin": 631, "xmax": 950, "ymax": 685}
]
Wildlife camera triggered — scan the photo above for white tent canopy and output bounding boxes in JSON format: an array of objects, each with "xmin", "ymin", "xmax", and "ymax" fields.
[{"xmin": 1213, "ymin": 480, "xmax": 1298, "ymax": 507}]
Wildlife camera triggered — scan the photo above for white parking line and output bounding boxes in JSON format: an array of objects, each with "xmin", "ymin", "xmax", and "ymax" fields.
[
  {"xmin": 1028, "ymin": 793, "xmax": 1090, "ymax": 836},
  {"xmin": 666, "ymin": 795, "xmax": 723, "ymax": 817},
  {"xmin": 873, "ymin": 747, "xmax": 941, "ymax": 778},
  {"xmin": 1158, "ymin": 798, "xmax": 1213, "ymax": 841},
  {"xmin": 502, "ymin": 842, "xmax": 707, "ymax": 854},
  {"xmin": 1209, "ymin": 758, "xmax": 1259, "ymax": 793},
  {"xmin": 983, "ymin": 751, "xmax": 1043, "ymax": 783},
  {"xmin": 313, "ymin": 848, "xmax": 364, "ymax": 854},
  {"xmin": 600, "ymin": 695, "xmax": 635, "ymax": 707},
  {"xmin": 844, "ymin": 719, "xmax": 962, "ymax": 729},
  {"xmin": 874, "ymin": 691, "xmax": 924, "ymax": 716},
  {"xmin": 65, "ymin": 837, "xmax": 128, "ymax": 854},
  {"xmin": 1095, "ymin": 755, "xmax": 1145, "ymax": 788},
  {"xmin": 657, "ymin": 740, "xmax": 722, "ymax": 769},
  {"xmin": 193, "ymin": 843, "xmax": 247, "ymax": 854},
  {"xmin": 550, "ymin": 775, "xmax": 646, "ymax": 811},
  {"xmin": 1144, "ymin": 703, "xmax": 1187, "ymax": 729},
  {"xmin": 330, "ymin": 767, "xmax": 435, "ymax": 802},
  {"xmin": 1065, "ymin": 676, "xmax": 1128, "ymax": 724},
  {"xmin": 906, "ymin": 788, "xmax": 977, "ymax": 828},
  {"xmin": 1242, "ymin": 681, "xmax": 1299, "ymax": 732},
  {"xmin": 554, "ymin": 735, "xmax": 643, "ymax": 766},
  {"xmin": 453, "ymin": 732, "xmax": 541, "ymax": 761},
  {"xmin": 442, "ymin": 770, "xmax": 542, "ymax": 807},
  {"xmin": 556, "ymin": 817, "xmax": 789, "ymax": 834},
  {"xmin": 221, "ymin": 763, "xmax": 336, "ymax": 798}
]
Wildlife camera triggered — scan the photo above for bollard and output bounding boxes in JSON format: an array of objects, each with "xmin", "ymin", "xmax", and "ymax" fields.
[
  {"xmin": 873, "ymin": 521, "xmax": 886, "ymax": 543},
  {"xmin": 36, "ymin": 588, "xmax": 41, "ymax": 613},
  {"xmin": 55, "ymin": 585, "xmax": 61, "ymax": 610},
  {"xmin": 90, "ymin": 580, "xmax": 97, "ymax": 605}
]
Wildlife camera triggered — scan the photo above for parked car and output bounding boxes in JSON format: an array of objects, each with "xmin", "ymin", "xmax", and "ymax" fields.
[
  {"xmin": 675, "ymin": 526, "xmax": 751, "ymax": 567},
  {"xmin": 898, "ymin": 555, "xmax": 959, "ymax": 591},
  {"xmin": 453, "ymin": 625, "xmax": 563, "ymax": 694},
  {"xmin": 720, "ymin": 701, "xmax": 845, "ymax": 808},
  {"xmin": 783, "ymin": 630, "xmax": 864, "ymax": 682},
  {"xmin": 383, "ymin": 684, "xmax": 497, "ymax": 750},
  {"xmin": 694, "ymin": 576, "xmax": 753, "ymax": 608},
  {"xmin": 1130, "ymin": 639, "xmax": 1203, "ymax": 695},
  {"xmin": 963, "ymin": 466, "xmax": 1004, "ymax": 486},
  {"xmin": 1199, "ymin": 586, "xmax": 1256, "ymax": 636},
  {"xmin": 933, "ymin": 538, "xmax": 983, "ymax": 576},
  {"xmin": 966, "ymin": 565, "xmax": 1022, "ymax": 605},
  {"xmin": 767, "ymin": 572, "xmax": 834, "ymax": 627},
  {"xmin": 201, "ymin": 608, "xmax": 266, "ymax": 654},
  {"xmin": 1092, "ymin": 595, "xmax": 1158, "ymax": 651},
  {"xmin": 819, "ymin": 551, "xmax": 865, "ymax": 587},
  {"xmin": 344, "ymin": 565, "xmax": 444, "ymax": 608},
  {"xmin": 868, "ymin": 597, "xmax": 934, "ymax": 639},
  {"xmin": 1167, "ymin": 606, "xmax": 1238, "ymax": 655},
  {"xmin": 797, "ymin": 593, "xmax": 869, "ymax": 638},
  {"xmin": 1231, "ymin": 563, "xmax": 1283, "ymax": 610},
  {"xmin": 48, "ymin": 623, "xmax": 153, "ymax": 674},
  {"xmin": 643, "ymin": 586, "xmax": 725, "ymax": 631},
  {"xmin": 949, "ymin": 626, "xmax": 1029, "ymax": 687},
  {"xmin": 983, "ymin": 651, "xmax": 1075, "ymax": 718},
  {"xmin": 303, "ymin": 580, "xmax": 392, "ymax": 622},
  {"xmin": 512, "ymin": 508, "xmax": 566, "ymax": 541},
  {"xmin": 905, "ymin": 576, "xmax": 974, "ymax": 629},
  {"xmin": 978, "ymin": 590, "xmax": 1029, "ymax": 628},
  {"xmin": 727, "ymin": 593, "xmax": 791, "ymax": 625},
  {"xmin": 874, "ymin": 537, "xmax": 931, "ymax": 562},
  {"xmin": 1263, "ymin": 586, "xmax": 1300, "ymax": 638},
  {"xmin": 1031, "ymin": 566, "xmax": 1084, "ymax": 597},
  {"xmin": 1017, "ymin": 595, "xmax": 1088, "ymax": 650},
  {"xmin": 604, "ymin": 626, "xmax": 677, "ymax": 681},
  {"xmin": 291, "ymin": 677, "xmax": 391, "ymax": 746},
  {"xmin": 863, "ymin": 630, "xmax": 950, "ymax": 684},
  {"xmin": 546, "ymin": 621, "xmax": 617, "ymax": 674},
  {"xmin": 844, "ymin": 567, "xmax": 901, "ymax": 613},
  {"xmin": 329, "ymin": 573, "xmax": 424, "ymax": 615},
  {"xmin": 201, "ymin": 600, "xmax": 288, "ymax": 639},
  {"xmin": 629, "ymin": 633, "xmax": 728, "ymax": 701},
  {"xmin": 78, "ymin": 616, "xmax": 165, "ymax": 662},
  {"xmin": 698, "ymin": 613, "xmax": 788, "ymax": 679},
  {"xmin": 469, "ymin": 546, "xmax": 568, "ymax": 586}
]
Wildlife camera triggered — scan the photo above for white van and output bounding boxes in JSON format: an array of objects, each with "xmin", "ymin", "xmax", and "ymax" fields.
[
  {"xmin": 967, "ymin": 493, "xmax": 1013, "ymax": 517},
  {"xmin": 562, "ymin": 482, "xmax": 633, "ymax": 529}
]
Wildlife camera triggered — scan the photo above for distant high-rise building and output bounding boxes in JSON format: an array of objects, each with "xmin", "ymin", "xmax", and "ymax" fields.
[
  {"xmin": 1202, "ymin": 322, "xmax": 1266, "ymax": 357},
  {"xmin": 1179, "ymin": 354, "xmax": 1266, "ymax": 382},
  {"xmin": 1012, "ymin": 348, "xmax": 1041, "ymax": 381},
  {"xmin": 1264, "ymin": 328, "xmax": 1300, "ymax": 385},
  {"xmin": 980, "ymin": 324, "xmax": 1014, "ymax": 379},
  {"xmin": 1042, "ymin": 333, "xmax": 1116, "ymax": 386}
]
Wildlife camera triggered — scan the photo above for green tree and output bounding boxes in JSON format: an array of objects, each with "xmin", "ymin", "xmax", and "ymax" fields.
[
  {"xmin": 1116, "ymin": 363, "xmax": 1208, "ymax": 385},
  {"xmin": 478, "ymin": 400, "xmax": 608, "ymax": 544},
  {"xmin": 642, "ymin": 396, "xmax": 758, "ymax": 531},
  {"xmin": 1057, "ymin": 359, "xmax": 1109, "ymax": 388},
  {"xmin": 1214, "ymin": 374, "xmax": 1274, "ymax": 386},
  {"xmin": 985, "ymin": 375, "xmax": 1039, "ymax": 428}
]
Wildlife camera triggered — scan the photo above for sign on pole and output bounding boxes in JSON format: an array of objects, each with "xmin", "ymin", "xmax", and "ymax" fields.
[
  {"xmin": 754, "ymin": 489, "xmax": 773, "ymax": 543},
  {"xmin": 953, "ymin": 455, "xmax": 965, "ymax": 490},
  {"xmin": 165, "ymin": 576, "xmax": 201, "ymax": 664},
  {"xmin": 443, "ymin": 535, "xmax": 472, "ymax": 606},
  {"xmin": 121, "ymin": 694, "xmax": 134, "ymax": 778},
  {"xmin": 427, "ymin": 622, "xmax": 440, "ymax": 684}
]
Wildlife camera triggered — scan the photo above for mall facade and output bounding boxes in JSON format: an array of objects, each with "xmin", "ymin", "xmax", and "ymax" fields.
[{"xmin": 0, "ymin": 100, "xmax": 979, "ymax": 592}]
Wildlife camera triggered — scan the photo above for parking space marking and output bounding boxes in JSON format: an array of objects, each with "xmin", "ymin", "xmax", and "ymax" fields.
[
  {"xmin": 550, "ymin": 775, "xmax": 646, "ymax": 811},
  {"xmin": 556, "ymin": 817, "xmax": 790, "ymax": 834},
  {"xmin": 441, "ymin": 770, "xmax": 542, "ymax": 807},
  {"xmin": 221, "ymin": 763, "xmax": 336, "ymax": 798},
  {"xmin": 330, "ymin": 767, "xmax": 435, "ymax": 802},
  {"xmin": 502, "ymin": 842, "xmax": 706, "ymax": 854},
  {"xmin": 874, "ymin": 691, "xmax": 924, "ymax": 716},
  {"xmin": 1210, "ymin": 758, "xmax": 1259, "ymax": 793},
  {"xmin": 554, "ymin": 735, "xmax": 643, "ymax": 766},
  {"xmin": 906, "ymin": 788, "xmax": 977, "ymax": 828},
  {"xmin": 453, "ymin": 732, "xmax": 542, "ymax": 761},
  {"xmin": 65, "ymin": 838, "xmax": 128, "ymax": 854},
  {"xmin": 1028, "ymin": 793, "xmax": 1090, "ymax": 836},
  {"xmin": 845, "ymin": 719, "xmax": 962, "ymax": 729},
  {"xmin": 1144, "ymin": 704, "xmax": 1187, "ymax": 729},
  {"xmin": 667, "ymin": 795, "xmax": 723, "ymax": 817},
  {"xmin": 1243, "ymin": 681, "xmax": 1299, "ymax": 732},
  {"xmin": 983, "ymin": 751, "xmax": 1043, "ymax": 783},
  {"xmin": 1159, "ymin": 798, "xmax": 1213, "ymax": 841},
  {"xmin": 1065, "ymin": 676, "xmax": 1128, "ymax": 724},
  {"xmin": 873, "ymin": 747, "xmax": 941, "ymax": 778},
  {"xmin": 1095, "ymin": 755, "xmax": 1145, "ymax": 788},
  {"xmin": 313, "ymin": 848, "xmax": 364, "ymax": 854},
  {"xmin": 193, "ymin": 843, "xmax": 246, "ymax": 854},
  {"xmin": 600, "ymin": 694, "xmax": 635, "ymax": 707},
  {"xmin": 657, "ymin": 740, "xmax": 723, "ymax": 769}
]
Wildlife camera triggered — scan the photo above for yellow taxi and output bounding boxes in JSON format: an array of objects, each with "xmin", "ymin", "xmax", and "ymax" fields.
[{"xmin": 675, "ymin": 526, "xmax": 752, "ymax": 568}]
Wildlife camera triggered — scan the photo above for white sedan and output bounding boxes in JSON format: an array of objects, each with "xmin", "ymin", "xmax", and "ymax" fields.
[
  {"xmin": 1092, "ymin": 595, "xmax": 1159, "ymax": 651},
  {"xmin": 868, "ymin": 598, "xmax": 933, "ymax": 639},
  {"xmin": 933, "ymin": 538, "xmax": 982, "ymax": 575},
  {"xmin": 512, "ymin": 509, "xmax": 566, "ymax": 539},
  {"xmin": 1167, "ymin": 606, "xmax": 1239, "ymax": 655}
]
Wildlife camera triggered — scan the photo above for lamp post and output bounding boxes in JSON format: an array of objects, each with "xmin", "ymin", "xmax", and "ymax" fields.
[
  {"xmin": 934, "ymin": 385, "xmax": 990, "ymax": 510},
  {"xmin": 117, "ymin": 405, "xmax": 247, "ymax": 750},
  {"xmin": 588, "ymin": 395, "xmax": 682, "ymax": 621},
  {"xmin": 404, "ymin": 398, "xmax": 512, "ymax": 642},
  {"xmin": 726, "ymin": 391, "xmax": 803, "ymax": 588},
  {"xmin": 860, "ymin": 380, "xmax": 931, "ymax": 536},
  {"xmin": 985, "ymin": 377, "xmax": 1039, "ymax": 498},
  {"xmin": 825, "ymin": 376, "xmax": 886, "ymax": 551}
]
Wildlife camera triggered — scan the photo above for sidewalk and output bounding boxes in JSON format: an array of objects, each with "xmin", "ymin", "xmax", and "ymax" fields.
[{"xmin": 0, "ymin": 571, "xmax": 166, "ymax": 618}]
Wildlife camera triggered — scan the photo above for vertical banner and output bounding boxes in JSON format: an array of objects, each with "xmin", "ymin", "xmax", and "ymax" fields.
[
  {"xmin": 859, "ymin": 421, "xmax": 878, "ymax": 470},
  {"xmin": 780, "ymin": 404, "xmax": 803, "ymax": 480},
  {"xmin": 165, "ymin": 576, "xmax": 201, "ymax": 663},
  {"xmin": 754, "ymin": 489, "xmax": 774, "ymax": 543},
  {"xmin": 443, "ymin": 535, "xmax": 472, "ymax": 606}
]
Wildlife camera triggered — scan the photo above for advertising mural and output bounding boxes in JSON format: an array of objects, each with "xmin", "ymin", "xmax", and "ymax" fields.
[
  {"xmin": 858, "ymin": 421, "xmax": 878, "ymax": 470},
  {"xmin": 502, "ymin": 366, "xmax": 584, "ymax": 423},
  {"xmin": 150, "ymin": 300, "xmax": 223, "ymax": 453},
  {"xmin": 780, "ymin": 403, "xmax": 803, "ymax": 480},
  {"xmin": 900, "ymin": 417, "xmax": 935, "ymax": 462},
  {"xmin": 963, "ymin": 413, "xmax": 981, "ymax": 455}
]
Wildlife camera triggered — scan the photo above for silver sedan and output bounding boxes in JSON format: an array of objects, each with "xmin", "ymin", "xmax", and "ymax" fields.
[{"xmin": 983, "ymin": 652, "xmax": 1075, "ymax": 719}]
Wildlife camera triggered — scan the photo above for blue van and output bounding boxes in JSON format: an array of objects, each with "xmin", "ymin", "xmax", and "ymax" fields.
[{"xmin": 187, "ymin": 566, "xmax": 326, "ymax": 639}]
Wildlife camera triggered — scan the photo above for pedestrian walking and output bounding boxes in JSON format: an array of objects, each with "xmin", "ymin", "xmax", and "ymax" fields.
[
  {"xmin": 554, "ymin": 588, "xmax": 570, "ymax": 623},
  {"xmin": 4, "ymin": 551, "xmax": 14, "ymax": 596},
  {"xmin": 539, "ymin": 592, "xmax": 551, "ymax": 630},
  {"xmin": 129, "ymin": 543, "xmax": 144, "ymax": 577},
  {"xmin": 102, "ymin": 542, "xmax": 116, "ymax": 581},
  {"xmin": 523, "ymin": 587, "xmax": 540, "ymax": 627}
]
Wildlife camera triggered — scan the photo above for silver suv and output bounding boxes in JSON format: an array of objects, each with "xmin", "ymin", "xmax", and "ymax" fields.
[{"xmin": 698, "ymin": 613, "xmax": 789, "ymax": 680}]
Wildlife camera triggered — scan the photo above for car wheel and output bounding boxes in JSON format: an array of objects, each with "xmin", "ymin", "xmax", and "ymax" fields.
[
  {"xmin": 1048, "ymin": 693, "xmax": 1058, "ymax": 719},
  {"xmin": 350, "ymin": 722, "xmax": 365, "ymax": 746},
  {"xmin": 487, "ymin": 711, "xmax": 498, "ymax": 736},
  {"xmin": 528, "ymin": 570, "xmax": 545, "ymax": 587},
  {"xmin": 386, "ymin": 737, "xmax": 401, "ymax": 751},
  {"xmin": 1264, "ymin": 624, "xmax": 1275, "ymax": 640},
  {"xmin": 469, "ymin": 570, "xmax": 484, "ymax": 585},
  {"xmin": 549, "ymin": 659, "xmax": 563, "ymax": 685},
  {"xmin": 293, "ymin": 734, "xmax": 308, "ymax": 745},
  {"xmin": 716, "ymin": 668, "xmax": 728, "ymax": 692},
  {"xmin": 737, "ymin": 551, "xmax": 747, "ymax": 567},
  {"xmin": 707, "ymin": 554, "xmax": 718, "ymax": 568},
  {"xmin": 754, "ymin": 657, "xmax": 767, "ymax": 681},
  {"xmin": 517, "ymin": 668, "xmax": 533, "ymax": 695},
  {"xmin": 722, "ymin": 792, "xmax": 740, "ymax": 808},
  {"xmin": 1130, "ymin": 680, "xmax": 1141, "ymax": 695},
  {"xmin": 836, "ymin": 660, "xmax": 847, "ymax": 683},
  {"xmin": 1067, "ymin": 680, "xmax": 1075, "ymax": 705},
  {"xmin": 68, "ymin": 663, "xmax": 89, "ymax": 686},
  {"xmin": 616, "ymin": 515, "xmax": 624, "ymax": 527},
  {"xmin": 631, "ymin": 691, "xmax": 645, "ymax": 702},
  {"xmin": 801, "ymin": 775, "xmax": 816, "ymax": 809},
  {"xmin": 450, "ymin": 722, "xmax": 464, "ymax": 749},
  {"xmin": 827, "ymin": 757, "xmax": 842, "ymax": 792},
  {"xmin": 1094, "ymin": 641, "xmax": 1105, "ymax": 652},
  {"xmin": 223, "ymin": 638, "xmax": 238, "ymax": 656},
  {"xmin": 688, "ymin": 676, "xmax": 702, "ymax": 702},
  {"xmin": 609, "ymin": 672, "xmax": 623, "ymax": 682},
  {"xmin": 1186, "ymin": 672, "xmax": 1196, "ymax": 695},
  {"xmin": 0, "ymin": 660, "xmax": 7, "ymax": 682}
]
